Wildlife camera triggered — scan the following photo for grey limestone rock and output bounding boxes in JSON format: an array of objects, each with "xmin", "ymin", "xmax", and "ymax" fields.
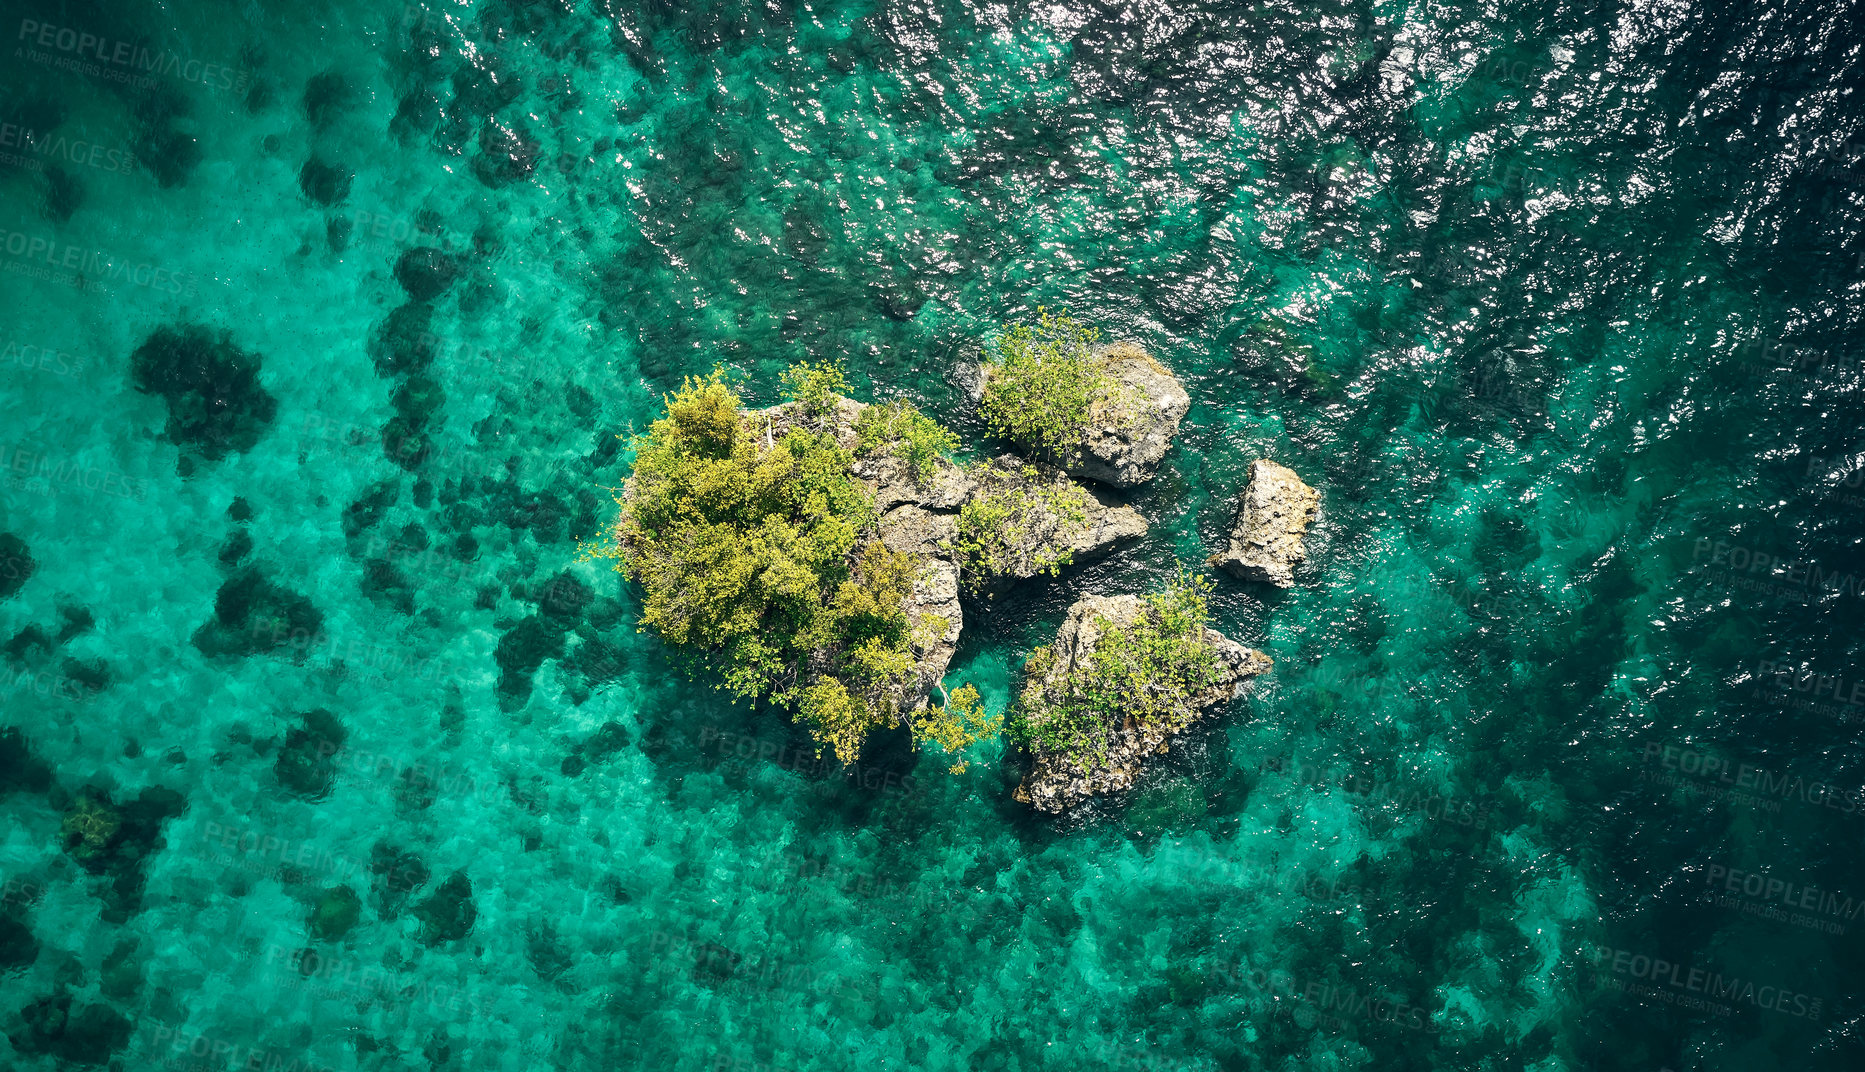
[
  {"xmin": 1207, "ymin": 459, "xmax": 1319, "ymax": 588},
  {"xmin": 1013, "ymin": 594, "xmax": 1272, "ymax": 813},
  {"xmin": 1069, "ymin": 342, "xmax": 1191, "ymax": 488},
  {"xmin": 963, "ymin": 341, "xmax": 1191, "ymax": 488}
]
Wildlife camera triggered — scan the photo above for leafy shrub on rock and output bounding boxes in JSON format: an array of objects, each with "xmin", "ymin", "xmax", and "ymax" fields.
[
  {"xmin": 605, "ymin": 368, "xmax": 938, "ymax": 764},
  {"xmin": 1011, "ymin": 576, "xmax": 1228, "ymax": 768},
  {"xmin": 949, "ymin": 463, "xmax": 1091, "ymax": 587},
  {"xmin": 854, "ymin": 399, "xmax": 959, "ymax": 485},
  {"xmin": 979, "ymin": 309, "xmax": 1111, "ymax": 462}
]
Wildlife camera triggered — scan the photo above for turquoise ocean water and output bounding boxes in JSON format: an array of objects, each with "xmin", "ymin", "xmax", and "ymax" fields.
[{"xmin": 2, "ymin": 0, "xmax": 1863, "ymax": 1068}]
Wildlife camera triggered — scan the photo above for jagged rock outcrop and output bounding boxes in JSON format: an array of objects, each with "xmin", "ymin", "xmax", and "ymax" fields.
[
  {"xmin": 957, "ymin": 455, "xmax": 1147, "ymax": 586},
  {"xmin": 746, "ymin": 398, "xmax": 969, "ymax": 709},
  {"xmin": 962, "ymin": 341, "xmax": 1191, "ymax": 488},
  {"xmin": 746, "ymin": 400, "xmax": 1145, "ymax": 706},
  {"xmin": 1207, "ymin": 459, "xmax": 1319, "ymax": 588},
  {"xmin": 1014, "ymin": 595, "xmax": 1272, "ymax": 813},
  {"xmin": 873, "ymin": 503, "xmax": 963, "ymax": 703},
  {"xmin": 1071, "ymin": 342, "xmax": 1191, "ymax": 487}
]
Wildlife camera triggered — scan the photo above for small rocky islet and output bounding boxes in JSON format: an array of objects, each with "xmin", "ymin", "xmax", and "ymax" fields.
[{"xmin": 607, "ymin": 314, "xmax": 1321, "ymax": 810}]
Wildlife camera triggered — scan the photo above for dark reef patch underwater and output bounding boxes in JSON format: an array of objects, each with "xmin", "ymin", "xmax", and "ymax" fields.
[{"xmin": 2, "ymin": 0, "xmax": 1865, "ymax": 1068}]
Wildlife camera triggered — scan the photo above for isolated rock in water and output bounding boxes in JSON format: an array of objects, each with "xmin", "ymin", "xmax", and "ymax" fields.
[
  {"xmin": 953, "ymin": 357, "xmax": 988, "ymax": 404},
  {"xmin": 11, "ymin": 992, "xmax": 132, "ymax": 1066},
  {"xmin": 1207, "ymin": 459, "xmax": 1319, "ymax": 588},
  {"xmin": 1071, "ymin": 342, "xmax": 1191, "ymax": 487},
  {"xmin": 956, "ymin": 456, "xmax": 1146, "ymax": 586},
  {"xmin": 1014, "ymin": 595, "xmax": 1272, "ymax": 814},
  {"xmin": 966, "ymin": 341, "xmax": 1190, "ymax": 488}
]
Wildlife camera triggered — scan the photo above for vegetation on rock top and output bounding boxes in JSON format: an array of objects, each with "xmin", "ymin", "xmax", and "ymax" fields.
[
  {"xmin": 949, "ymin": 462, "xmax": 1091, "ymax": 588},
  {"xmin": 979, "ymin": 309, "xmax": 1112, "ymax": 462},
  {"xmin": 1010, "ymin": 576, "xmax": 1228, "ymax": 768},
  {"xmin": 855, "ymin": 398, "xmax": 960, "ymax": 484},
  {"xmin": 603, "ymin": 365, "xmax": 991, "ymax": 768}
]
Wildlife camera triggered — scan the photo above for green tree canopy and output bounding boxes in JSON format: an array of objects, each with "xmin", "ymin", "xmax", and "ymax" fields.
[
  {"xmin": 979, "ymin": 309, "xmax": 1111, "ymax": 462},
  {"xmin": 605, "ymin": 368, "xmax": 995, "ymax": 768}
]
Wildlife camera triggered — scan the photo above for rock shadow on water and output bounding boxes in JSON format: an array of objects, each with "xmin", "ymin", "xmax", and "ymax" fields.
[
  {"xmin": 371, "ymin": 302, "xmax": 442, "ymax": 378},
  {"xmin": 526, "ymin": 920, "xmax": 574, "ymax": 983},
  {"xmin": 634, "ymin": 689, "xmax": 933, "ymax": 828},
  {"xmin": 129, "ymin": 83, "xmax": 202, "ymax": 189},
  {"xmin": 0, "ymin": 908, "xmax": 40, "ymax": 974},
  {"xmin": 560, "ymin": 719, "xmax": 630, "ymax": 777},
  {"xmin": 342, "ymin": 478, "xmax": 401, "ymax": 539},
  {"xmin": 298, "ymin": 157, "xmax": 353, "ymax": 205},
  {"xmin": 302, "ymin": 70, "xmax": 355, "ymax": 132},
  {"xmin": 309, "ymin": 883, "xmax": 363, "ymax": 941},
  {"xmin": 360, "ymin": 557, "xmax": 418, "ymax": 615},
  {"xmin": 0, "ymin": 533, "xmax": 35, "ymax": 601},
  {"xmin": 413, "ymin": 870, "xmax": 477, "ymax": 945},
  {"xmin": 8, "ymin": 991, "xmax": 132, "ymax": 1066},
  {"xmin": 368, "ymin": 842, "xmax": 431, "ymax": 920},
  {"xmin": 39, "ymin": 164, "xmax": 82, "ymax": 222},
  {"xmin": 0, "ymin": 726, "xmax": 54, "ymax": 796},
  {"xmin": 473, "ymin": 116, "xmax": 541, "ymax": 187},
  {"xmin": 493, "ymin": 571, "xmax": 598, "ymax": 706},
  {"xmin": 394, "ymin": 246, "xmax": 460, "ymax": 303}
]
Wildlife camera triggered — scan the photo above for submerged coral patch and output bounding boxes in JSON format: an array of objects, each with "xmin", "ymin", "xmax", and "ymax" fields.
[
  {"xmin": 129, "ymin": 324, "xmax": 278, "ymax": 461},
  {"xmin": 394, "ymin": 246, "xmax": 460, "ymax": 302},
  {"xmin": 192, "ymin": 569, "xmax": 323, "ymax": 658}
]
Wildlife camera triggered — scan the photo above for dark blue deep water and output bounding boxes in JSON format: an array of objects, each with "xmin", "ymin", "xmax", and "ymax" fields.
[{"xmin": 2, "ymin": 0, "xmax": 1864, "ymax": 1069}]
